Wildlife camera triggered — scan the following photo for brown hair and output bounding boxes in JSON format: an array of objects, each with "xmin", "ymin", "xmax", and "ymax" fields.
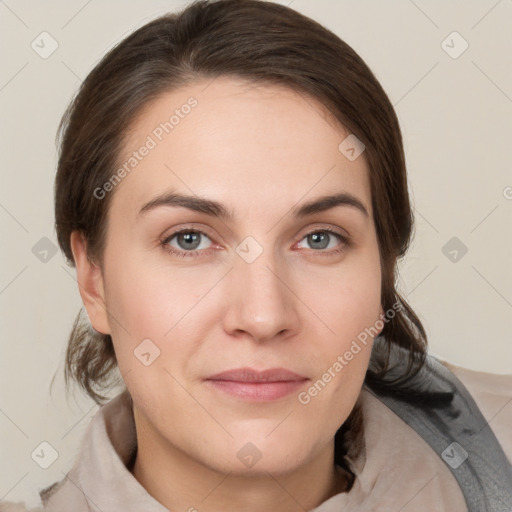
[{"xmin": 53, "ymin": 0, "xmax": 428, "ymax": 471}]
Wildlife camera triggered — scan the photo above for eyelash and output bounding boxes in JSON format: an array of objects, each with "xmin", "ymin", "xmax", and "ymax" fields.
[{"xmin": 161, "ymin": 227, "xmax": 349, "ymax": 259}]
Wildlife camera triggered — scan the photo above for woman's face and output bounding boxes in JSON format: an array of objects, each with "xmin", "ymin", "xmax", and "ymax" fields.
[{"xmin": 78, "ymin": 76, "xmax": 383, "ymax": 476}]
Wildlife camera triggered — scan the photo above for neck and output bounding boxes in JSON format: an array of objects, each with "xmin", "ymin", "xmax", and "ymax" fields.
[{"xmin": 130, "ymin": 419, "xmax": 351, "ymax": 512}]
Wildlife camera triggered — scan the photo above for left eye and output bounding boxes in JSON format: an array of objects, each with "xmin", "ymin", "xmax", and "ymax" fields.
[
  {"xmin": 164, "ymin": 230, "xmax": 213, "ymax": 252},
  {"xmin": 296, "ymin": 230, "xmax": 344, "ymax": 251}
]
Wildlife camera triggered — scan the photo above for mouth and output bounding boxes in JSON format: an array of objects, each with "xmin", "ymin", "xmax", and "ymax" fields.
[{"xmin": 204, "ymin": 367, "xmax": 310, "ymax": 401}]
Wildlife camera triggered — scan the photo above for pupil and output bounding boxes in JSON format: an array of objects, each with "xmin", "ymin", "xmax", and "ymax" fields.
[
  {"xmin": 309, "ymin": 232, "xmax": 329, "ymax": 250},
  {"xmin": 179, "ymin": 232, "xmax": 200, "ymax": 250}
]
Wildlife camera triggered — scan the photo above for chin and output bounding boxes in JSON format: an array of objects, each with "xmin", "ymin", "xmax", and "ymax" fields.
[{"xmin": 204, "ymin": 431, "xmax": 314, "ymax": 476}]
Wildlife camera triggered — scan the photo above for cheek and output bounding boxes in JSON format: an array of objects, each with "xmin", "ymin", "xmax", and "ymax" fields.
[
  {"xmin": 101, "ymin": 249, "xmax": 223, "ymax": 376},
  {"xmin": 294, "ymin": 246, "xmax": 381, "ymax": 414},
  {"xmin": 300, "ymin": 250, "xmax": 382, "ymax": 345},
  {"xmin": 103, "ymin": 250, "xmax": 207, "ymax": 333}
]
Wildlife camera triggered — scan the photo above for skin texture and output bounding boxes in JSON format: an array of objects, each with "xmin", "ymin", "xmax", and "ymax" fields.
[{"xmin": 71, "ymin": 76, "xmax": 384, "ymax": 512}]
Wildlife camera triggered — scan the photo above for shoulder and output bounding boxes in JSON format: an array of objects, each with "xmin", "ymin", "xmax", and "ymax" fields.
[{"xmin": 438, "ymin": 358, "xmax": 512, "ymax": 463}]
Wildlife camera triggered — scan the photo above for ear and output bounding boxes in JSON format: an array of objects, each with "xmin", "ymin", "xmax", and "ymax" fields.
[{"xmin": 70, "ymin": 231, "xmax": 111, "ymax": 335}]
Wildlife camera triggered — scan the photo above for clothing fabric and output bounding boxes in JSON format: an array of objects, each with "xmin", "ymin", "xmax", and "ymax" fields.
[
  {"xmin": 364, "ymin": 339, "xmax": 512, "ymax": 510},
  {"xmin": 1, "ymin": 349, "xmax": 511, "ymax": 512}
]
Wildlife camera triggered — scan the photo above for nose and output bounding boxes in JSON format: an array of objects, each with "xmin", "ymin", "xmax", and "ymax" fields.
[{"xmin": 221, "ymin": 251, "xmax": 301, "ymax": 343}]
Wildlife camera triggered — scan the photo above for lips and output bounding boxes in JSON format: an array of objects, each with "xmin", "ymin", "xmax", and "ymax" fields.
[
  {"xmin": 206, "ymin": 367, "xmax": 308, "ymax": 383},
  {"xmin": 204, "ymin": 367, "xmax": 309, "ymax": 401}
]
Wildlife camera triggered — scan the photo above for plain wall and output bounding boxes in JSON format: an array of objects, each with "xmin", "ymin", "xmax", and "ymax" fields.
[{"xmin": 1, "ymin": 0, "xmax": 511, "ymax": 506}]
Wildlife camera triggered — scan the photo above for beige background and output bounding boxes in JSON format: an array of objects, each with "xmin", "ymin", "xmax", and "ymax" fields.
[{"xmin": 1, "ymin": 0, "xmax": 511, "ymax": 506}]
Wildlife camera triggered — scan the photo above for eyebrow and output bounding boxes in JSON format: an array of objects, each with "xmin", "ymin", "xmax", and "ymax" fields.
[{"xmin": 138, "ymin": 190, "xmax": 369, "ymax": 220}]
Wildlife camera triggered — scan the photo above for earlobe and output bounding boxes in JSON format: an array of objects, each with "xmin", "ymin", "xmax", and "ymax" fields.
[{"xmin": 69, "ymin": 231, "xmax": 111, "ymax": 335}]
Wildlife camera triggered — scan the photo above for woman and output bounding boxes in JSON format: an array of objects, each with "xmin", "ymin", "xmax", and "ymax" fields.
[{"xmin": 2, "ymin": 0, "xmax": 510, "ymax": 510}]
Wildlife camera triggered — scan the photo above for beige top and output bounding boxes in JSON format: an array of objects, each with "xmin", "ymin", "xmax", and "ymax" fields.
[{"xmin": 1, "ymin": 362, "xmax": 511, "ymax": 512}]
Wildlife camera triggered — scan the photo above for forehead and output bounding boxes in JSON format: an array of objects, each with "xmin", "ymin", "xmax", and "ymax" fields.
[{"xmin": 110, "ymin": 76, "xmax": 372, "ymax": 221}]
